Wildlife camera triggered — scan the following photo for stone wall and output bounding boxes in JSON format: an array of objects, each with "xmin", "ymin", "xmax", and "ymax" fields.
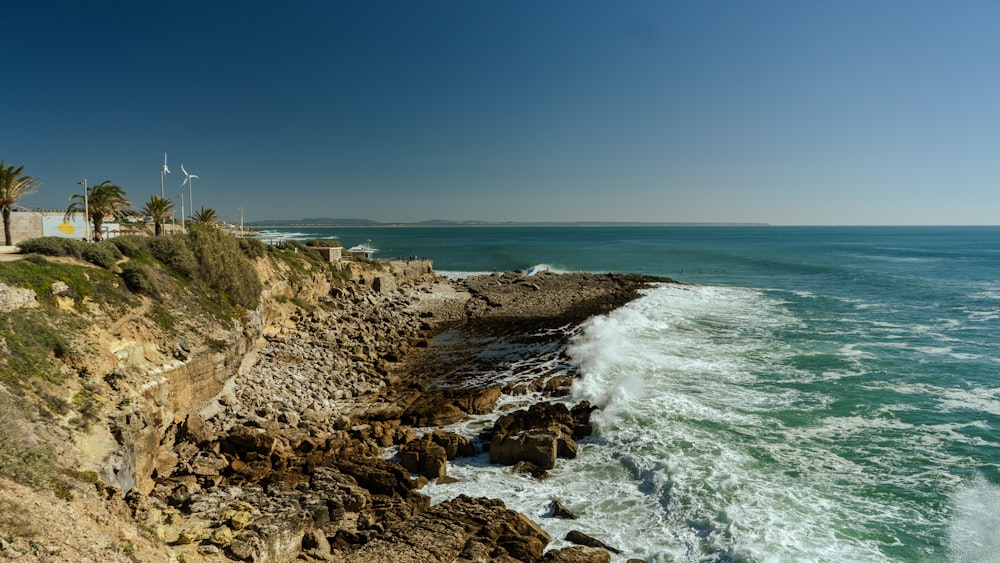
[{"xmin": 7, "ymin": 211, "xmax": 44, "ymax": 245}]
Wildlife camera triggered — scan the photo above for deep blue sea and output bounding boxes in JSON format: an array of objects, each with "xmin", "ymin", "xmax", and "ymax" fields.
[{"xmin": 262, "ymin": 225, "xmax": 1000, "ymax": 562}]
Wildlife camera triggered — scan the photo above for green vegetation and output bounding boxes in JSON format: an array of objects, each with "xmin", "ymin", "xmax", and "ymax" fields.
[
  {"xmin": 147, "ymin": 302, "xmax": 175, "ymax": 331},
  {"xmin": 0, "ymin": 309, "xmax": 74, "ymax": 385},
  {"xmin": 0, "ymin": 393, "xmax": 58, "ymax": 493},
  {"xmin": 1, "ymin": 161, "xmax": 42, "ymax": 246},
  {"xmin": 65, "ymin": 181, "xmax": 130, "ymax": 241},
  {"xmin": 0, "ymin": 254, "xmax": 130, "ymax": 310},
  {"xmin": 17, "ymin": 236, "xmax": 85, "ymax": 259},
  {"xmin": 238, "ymin": 237, "xmax": 267, "ymax": 259},
  {"xmin": 111, "ymin": 235, "xmax": 151, "ymax": 258},
  {"xmin": 80, "ymin": 241, "xmax": 123, "ymax": 269},
  {"xmin": 191, "ymin": 206, "xmax": 219, "ymax": 225},
  {"xmin": 139, "ymin": 195, "xmax": 175, "ymax": 236},
  {"xmin": 18, "ymin": 237, "xmax": 124, "ymax": 270},
  {"xmin": 188, "ymin": 223, "xmax": 262, "ymax": 309},
  {"xmin": 148, "ymin": 234, "xmax": 198, "ymax": 278},
  {"xmin": 305, "ymin": 239, "xmax": 343, "ymax": 247},
  {"xmin": 0, "ymin": 228, "xmax": 375, "ymax": 494},
  {"xmin": 119, "ymin": 262, "xmax": 157, "ymax": 296}
]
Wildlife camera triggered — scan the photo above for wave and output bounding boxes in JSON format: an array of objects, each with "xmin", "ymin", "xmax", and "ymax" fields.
[
  {"xmin": 255, "ymin": 229, "xmax": 313, "ymax": 242},
  {"xmin": 559, "ymin": 283, "xmax": 997, "ymax": 561},
  {"xmin": 947, "ymin": 476, "xmax": 1000, "ymax": 562},
  {"xmin": 525, "ymin": 263, "xmax": 574, "ymax": 275}
]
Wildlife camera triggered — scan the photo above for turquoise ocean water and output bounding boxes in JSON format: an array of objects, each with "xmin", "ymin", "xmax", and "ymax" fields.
[{"xmin": 261, "ymin": 225, "xmax": 1000, "ymax": 562}]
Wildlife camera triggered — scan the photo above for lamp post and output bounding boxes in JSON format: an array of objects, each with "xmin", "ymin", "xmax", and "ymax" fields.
[
  {"xmin": 77, "ymin": 179, "xmax": 89, "ymax": 241},
  {"xmin": 238, "ymin": 206, "xmax": 244, "ymax": 238},
  {"xmin": 177, "ymin": 193, "xmax": 186, "ymax": 234}
]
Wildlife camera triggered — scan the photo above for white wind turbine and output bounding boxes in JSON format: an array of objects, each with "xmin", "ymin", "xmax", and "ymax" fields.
[
  {"xmin": 181, "ymin": 164, "xmax": 198, "ymax": 222},
  {"xmin": 159, "ymin": 153, "xmax": 170, "ymax": 197}
]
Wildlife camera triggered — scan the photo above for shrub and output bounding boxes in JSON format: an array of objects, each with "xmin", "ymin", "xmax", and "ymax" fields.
[
  {"xmin": 111, "ymin": 235, "xmax": 150, "ymax": 258},
  {"xmin": 118, "ymin": 262, "xmax": 157, "ymax": 295},
  {"xmin": 17, "ymin": 237, "xmax": 85, "ymax": 259},
  {"xmin": 306, "ymin": 239, "xmax": 342, "ymax": 248},
  {"xmin": 277, "ymin": 239, "xmax": 324, "ymax": 262},
  {"xmin": 148, "ymin": 235, "xmax": 198, "ymax": 278},
  {"xmin": 188, "ymin": 224, "xmax": 262, "ymax": 309},
  {"xmin": 80, "ymin": 241, "xmax": 122, "ymax": 269},
  {"xmin": 238, "ymin": 237, "xmax": 267, "ymax": 260}
]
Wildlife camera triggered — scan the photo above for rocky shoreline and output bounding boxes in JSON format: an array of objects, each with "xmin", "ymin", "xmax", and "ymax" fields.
[{"xmin": 4, "ymin": 264, "xmax": 672, "ymax": 562}]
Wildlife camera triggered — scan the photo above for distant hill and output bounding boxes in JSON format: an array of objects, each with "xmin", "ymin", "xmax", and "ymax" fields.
[{"xmin": 250, "ymin": 218, "xmax": 380, "ymax": 226}]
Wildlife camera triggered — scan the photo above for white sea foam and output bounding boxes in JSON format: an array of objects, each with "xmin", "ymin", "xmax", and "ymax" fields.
[
  {"xmin": 947, "ymin": 476, "xmax": 1000, "ymax": 563},
  {"xmin": 256, "ymin": 229, "xmax": 310, "ymax": 242},
  {"xmin": 525, "ymin": 263, "xmax": 573, "ymax": 275},
  {"xmin": 434, "ymin": 269, "xmax": 493, "ymax": 279},
  {"xmin": 423, "ymin": 279, "xmax": 994, "ymax": 562}
]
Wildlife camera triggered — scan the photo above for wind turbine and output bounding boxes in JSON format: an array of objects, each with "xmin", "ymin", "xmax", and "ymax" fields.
[
  {"xmin": 159, "ymin": 153, "xmax": 170, "ymax": 198},
  {"xmin": 181, "ymin": 164, "xmax": 198, "ymax": 222}
]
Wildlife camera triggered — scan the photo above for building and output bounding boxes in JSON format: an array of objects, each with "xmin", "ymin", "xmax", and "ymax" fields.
[
  {"xmin": 311, "ymin": 245, "xmax": 343, "ymax": 262},
  {"xmin": 5, "ymin": 209, "xmax": 122, "ymax": 245}
]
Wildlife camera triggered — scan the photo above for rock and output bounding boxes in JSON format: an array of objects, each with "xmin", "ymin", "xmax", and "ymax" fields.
[
  {"xmin": 334, "ymin": 458, "xmax": 417, "ymax": 498},
  {"xmin": 180, "ymin": 413, "xmax": 217, "ymax": 446},
  {"xmin": 176, "ymin": 525, "xmax": 212, "ymax": 544},
  {"xmin": 0, "ymin": 281, "xmax": 38, "ymax": 312},
  {"xmin": 430, "ymin": 430, "xmax": 476, "ymax": 459},
  {"xmin": 338, "ymin": 495, "xmax": 551, "ymax": 562},
  {"xmin": 175, "ymin": 337, "xmax": 191, "ymax": 360},
  {"xmin": 229, "ymin": 510, "xmax": 254, "ymax": 531},
  {"xmin": 399, "ymin": 435, "xmax": 448, "ymax": 479},
  {"xmin": 492, "ymin": 431, "xmax": 559, "ymax": 470},
  {"xmin": 489, "ymin": 402, "xmax": 584, "ymax": 470},
  {"xmin": 550, "ymin": 500, "xmax": 577, "ymax": 519},
  {"xmin": 565, "ymin": 530, "xmax": 622, "ymax": 554},
  {"xmin": 208, "ymin": 525, "xmax": 234, "ymax": 546},
  {"xmin": 401, "ymin": 399, "xmax": 467, "ymax": 427},
  {"xmin": 542, "ymin": 546, "xmax": 613, "ymax": 563},
  {"xmin": 302, "ymin": 528, "xmax": 332, "ymax": 559},
  {"xmin": 512, "ymin": 460, "xmax": 548, "ymax": 480},
  {"xmin": 373, "ymin": 275, "xmax": 397, "ymax": 294}
]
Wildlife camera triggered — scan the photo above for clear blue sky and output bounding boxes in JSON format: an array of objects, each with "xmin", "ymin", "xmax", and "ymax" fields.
[{"xmin": 4, "ymin": 1, "xmax": 999, "ymax": 225}]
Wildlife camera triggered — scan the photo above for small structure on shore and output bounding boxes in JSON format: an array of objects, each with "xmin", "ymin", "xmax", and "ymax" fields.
[
  {"xmin": 312, "ymin": 245, "xmax": 343, "ymax": 262},
  {"xmin": 348, "ymin": 240, "xmax": 377, "ymax": 259}
]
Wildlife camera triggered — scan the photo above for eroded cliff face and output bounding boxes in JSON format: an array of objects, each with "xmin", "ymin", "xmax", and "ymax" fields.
[
  {"xmin": 26, "ymin": 254, "xmax": 423, "ymax": 497},
  {"xmin": 97, "ymin": 258, "xmax": 438, "ymax": 495},
  {"xmin": 2, "ymin": 254, "xmax": 660, "ymax": 562}
]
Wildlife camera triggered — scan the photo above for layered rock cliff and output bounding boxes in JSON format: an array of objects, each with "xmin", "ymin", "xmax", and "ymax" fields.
[{"xmin": 0, "ymin": 244, "xmax": 665, "ymax": 563}]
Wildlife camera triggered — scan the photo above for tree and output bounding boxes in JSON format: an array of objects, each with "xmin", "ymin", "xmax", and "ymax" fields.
[
  {"xmin": 0, "ymin": 161, "xmax": 41, "ymax": 246},
  {"xmin": 65, "ymin": 181, "xmax": 130, "ymax": 241},
  {"xmin": 191, "ymin": 206, "xmax": 219, "ymax": 226},
  {"xmin": 140, "ymin": 195, "xmax": 174, "ymax": 236}
]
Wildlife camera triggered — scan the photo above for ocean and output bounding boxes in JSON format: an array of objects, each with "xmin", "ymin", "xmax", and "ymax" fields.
[{"xmin": 260, "ymin": 225, "xmax": 1000, "ymax": 562}]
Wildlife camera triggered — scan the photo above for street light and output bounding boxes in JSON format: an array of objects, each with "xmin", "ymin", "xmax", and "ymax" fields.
[
  {"xmin": 177, "ymin": 193, "xmax": 186, "ymax": 234},
  {"xmin": 77, "ymin": 179, "xmax": 89, "ymax": 242}
]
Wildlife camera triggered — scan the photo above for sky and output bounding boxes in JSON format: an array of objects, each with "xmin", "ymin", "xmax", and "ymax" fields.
[{"xmin": 3, "ymin": 1, "xmax": 1000, "ymax": 225}]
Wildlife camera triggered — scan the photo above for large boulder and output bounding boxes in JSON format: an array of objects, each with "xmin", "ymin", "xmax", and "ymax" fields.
[
  {"xmin": 334, "ymin": 495, "xmax": 551, "ymax": 562},
  {"xmin": 543, "ymin": 546, "xmax": 613, "ymax": 563},
  {"xmin": 399, "ymin": 434, "xmax": 449, "ymax": 479},
  {"xmin": 489, "ymin": 402, "xmax": 587, "ymax": 471}
]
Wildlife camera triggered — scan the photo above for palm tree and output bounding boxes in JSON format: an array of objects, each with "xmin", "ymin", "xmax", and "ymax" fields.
[
  {"xmin": 140, "ymin": 195, "xmax": 174, "ymax": 236},
  {"xmin": 191, "ymin": 206, "xmax": 219, "ymax": 226},
  {"xmin": 66, "ymin": 181, "xmax": 130, "ymax": 241},
  {"xmin": 0, "ymin": 161, "xmax": 42, "ymax": 246}
]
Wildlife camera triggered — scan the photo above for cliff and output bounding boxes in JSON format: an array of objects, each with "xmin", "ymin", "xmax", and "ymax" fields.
[{"xmin": 0, "ymin": 237, "xmax": 664, "ymax": 563}]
